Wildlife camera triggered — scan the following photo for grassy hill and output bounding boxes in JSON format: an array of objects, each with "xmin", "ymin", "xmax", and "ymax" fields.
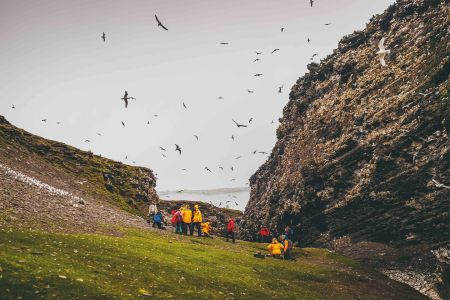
[{"xmin": 0, "ymin": 227, "xmax": 427, "ymax": 299}]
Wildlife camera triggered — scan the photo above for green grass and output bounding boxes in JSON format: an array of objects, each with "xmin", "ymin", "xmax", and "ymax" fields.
[{"xmin": 0, "ymin": 228, "xmax": 421, "ymax": 299}]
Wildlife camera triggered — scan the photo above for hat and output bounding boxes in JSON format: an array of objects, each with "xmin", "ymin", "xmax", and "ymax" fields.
[
  {"xmin": 194, "ymin": 205, "xmax": 199, "ymax": 209},
  {"xmin": 272, "ymin": 238, "xmax": 278, "ymax": 243}
]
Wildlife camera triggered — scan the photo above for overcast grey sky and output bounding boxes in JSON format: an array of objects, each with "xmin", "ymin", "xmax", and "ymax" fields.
[{"xmin": 0, "ymin": 0, "xmax": 394, "ymax": 191}]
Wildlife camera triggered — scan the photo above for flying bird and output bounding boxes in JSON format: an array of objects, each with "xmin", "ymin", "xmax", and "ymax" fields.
[
  {"xmin": 271, "ymin": 120, "xmax": 274, "ymax": 124},
  {"xmin": 147, "ymin": 121, "xmax": 150, "ymax": 124},
  {"xmin": 312, "ymin": 53, "xmax": 319, "ymax": 58},
  {"xmin": 272, "ymin": 49, "xmax": 280, "ymax": 53},
  {"xmin": 247, "ymin": 90, "xmax": 254, "ymax": 93},
  {"xmin": 154, "ymin": 115, "xmax": 158, "ymax": 117},
  {"xmin": 232, "ymin": 119, "xmax": 248, "ymax": 128},
  {"xmin": 231, "ymin": 179, "xmax": 236, "ymax": 181},
  {"xmin": 160, "ymin": 147, "xmax": 166, "ymax": 151},
  {"xmin": 254, "ymin": 51, "xmax": 262, "ymax": 55},
  {"xmin": 232, "ymin": 134, "xmax": 234, "ymax": 140},
  {"xmin": 121, "ymin": 91, "xmax": 136, "ymax": 108},
  {"xmin": 121, "ymin": 121, "xmax": 125, "ymax": 127},
  {"xmin": 132, "ymin": 161, "xmax": 136, "ymax": 163},
  {"xmin": 42, "ymin": 119, "xmax": 46, "ymax": 122},
  {"xmin": 259, "ymin": 151, "xmax": 268, "ymax": 154},
  {"xmin": 85, "ymin": 140, "xmax": 90, "ymax": 143},
  {"xmin": 236, "ymin": 156, "xmax": 241, "ymax": 159},
  {"xmin": 249, "ymin": 118, "xmax": 253, "ymax": 123},
  {"xmin": 183, "ymin": 102, "xmax": 187, "ymax": 109},
  {"xmin": 155, "ymin": 15, "xmax": 168, "ymax": 31},
  {"xmin": 220, "ymin": 42, "xmax": 229, "ymax": 45},
  {"xmin": 182, "ymin": 169, "xmax": 187, "ymax": 171},
  {"xmin": 231, "ymin": 167, "xmax": 234, "ymax": 171},
  {"xmin": 205, "ymin": 167, "xmax": 211, "ymax": 172},
  {"xmin": 56, "ymin": 122, "xmax": 61, "ymax": 124},
  {"xmin": 194, "ymin": 135, "xmax": 198, "ymax": 140},
  {"xmin": 281, "ymin": 28, "xmax": 284, "ymax": 32},
  {"xmin": 175, "ymin": 144, "xmax": 181, "ymax": 155},
  {"xmin": 217, "ymin": 97, "xmax": 223, "ymax": 99},
  {"xmin": 310, "ymin": 0, "xmax": 314, "ymax": 7},
  {"xmin": 12, "ymin": 104, "xmax": 15, "ymax": 109},
  {"xmin": 235, "ymin": 202, "xmax": 238, "ymax": 206},
  {"xmin": 376, "ymin": 37, "xmax": 390, "ymax": 66},
  {"xmin": 278, "ymin": 85, "xmax": 284, "ymax": 93},
  {"xmin": 254, "ymin": 74, "xmax": 263, "ymax": 76},
  {"xmin": 97, "ymin": 133, "xmax": 102, "ymax": 136},
  {"xmin": 219, "ymin": 167, "xmax": 223, "ymax": 170},
  {"xmin": 325, "ymin": 23, "xmax": 331, "ymax": 26},
  {"xmin": 162, "ymin": 154, "xmax": 166, "ymax": 157},
  {"xmin": 254, "ymin": 59, "xmax": 261, "ymax": 62},
  {"xmin": 101, "ymin": 32, "xmax": 105, "ymax": 42},
  {"xmin": 308, "ymin": 38, "xmax": 310, "ymax": 43},
  {"xmin": 125, "ymin": 156, "xmax": 127, "ymax": 159}
]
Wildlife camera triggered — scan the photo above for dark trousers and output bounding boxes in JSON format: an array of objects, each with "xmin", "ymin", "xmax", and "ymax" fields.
[
  {"xmin": 226, "ymin": 231, "xmax": 235, "ymax": 243},
  {"xmin": 192, "ymin": 222, "xmax": 202, "ymax": 237},
  {"xmin": 261, "ymin": 236, "xmax": 268, "ymax": 243},
  {"xmin": 153, "ymin": 222, "xmax": 162, "ymax": 229},
  {"xmin": 284, "ymin": 249, "xmax": 293, "ymax": 260},
  {"xmin": 182, "ymin": 222, "xmax": 192, "ymax": 235},
  {"xmin": 175, "ymin": 222, "xmax": 182, "ymax": 233}
]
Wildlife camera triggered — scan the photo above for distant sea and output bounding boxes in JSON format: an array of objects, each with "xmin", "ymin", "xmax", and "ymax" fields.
[{"xmin": 156, "ymin": 187, "xmax": 250, "ymax": 212}]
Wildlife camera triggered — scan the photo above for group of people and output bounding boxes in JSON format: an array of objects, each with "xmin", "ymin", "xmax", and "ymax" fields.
[
  {"xmin": 147, "ymin": 202, "xmax": 294, "ymax": 260},
  {"xmin": 262, "ymin": 225, "xmax": 295, "ymax": 261},
  {"xmin": 147, "ymin": 202, "xmax": 236, "ymax": 243}
]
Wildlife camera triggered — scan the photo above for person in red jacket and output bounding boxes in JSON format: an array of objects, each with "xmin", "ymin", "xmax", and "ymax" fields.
[
  {"xmin": 226, "ymin": 216, "xmax": 235, "ymax": 243},
  {"xmin": 260, "ymin": 225, "xmax": 270, "ymax": 243},
  {"xmin": 170, "ymin": 210, "xmax": 182, "ymax": 234}
]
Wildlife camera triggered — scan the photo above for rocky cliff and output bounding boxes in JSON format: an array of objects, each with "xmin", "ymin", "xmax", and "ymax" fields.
[
  {"xmin": 0, "ymin": 115, "xmax": 158, "ymax": 216},
  {"xmin": 239, "ymin": 0, "xmax": 450, "ymax": 298}
]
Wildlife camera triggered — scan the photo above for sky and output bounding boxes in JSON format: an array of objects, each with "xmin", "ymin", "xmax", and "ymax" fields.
[{"xmin": 0, "ymin": 0, "xmax": 395, "ymax": 191}]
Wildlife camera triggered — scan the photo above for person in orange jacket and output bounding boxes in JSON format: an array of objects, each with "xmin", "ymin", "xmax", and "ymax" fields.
[
  {"xmin": 267, "ymin": 238, "xmax": 284, "ymax": 259},
  {"xmin": 282, "ymin": 235, "xmax": 295, "ymax": 261},
  {"xmin": 192, "ymin": 205, "xmax": 202, "ymax": 237},
  {"xmin": 181, "ymin": 205, "xmax": 192, "ymax": 235}
]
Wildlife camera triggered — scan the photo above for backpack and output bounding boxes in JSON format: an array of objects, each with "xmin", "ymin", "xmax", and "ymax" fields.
[{"xmin": 284, "ymin": 238, "xmax": 293, "ymax": 251}]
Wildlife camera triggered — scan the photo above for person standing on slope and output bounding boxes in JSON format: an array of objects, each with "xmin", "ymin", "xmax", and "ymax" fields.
[
  {"xmin": 182, "ymin": 205, "xmax": 193, "ymax": 235},
  {"xmin": 148, "ymin": 201, "xmax": 158, "ymax": 227},
  {"xmin": 260, "ymin": 225, "xmax": 270, "ymax": 243},
  {"xmin": 192, "ymin": 205, "xmax": 202, "ymax": 237},
  {"xmin": 171, "ymin": 209, "xmax": 182, "ymax": 234},
  {"xmin": 226, "ymin": 216, "xmax": 235, "ymax": 243},
  {"xmin": 282, "ymin": 235, "xmax": 295, "ymax": 261},
  {"xmin": 271, "ymin": 224, "xmax": 279, "ymax": 240}
]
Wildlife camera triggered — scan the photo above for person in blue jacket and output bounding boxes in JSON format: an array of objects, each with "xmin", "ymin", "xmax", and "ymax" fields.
[{"xmin": 153, "ymin": 212, "xmax": 164, "ymax": 229}]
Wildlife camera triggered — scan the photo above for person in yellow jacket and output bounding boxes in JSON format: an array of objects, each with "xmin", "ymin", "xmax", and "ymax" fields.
[
  {"xmin": 181, "ymin": 204, "xmax": 192, "ymax": 235},
  {"xmin": 201, "ymin": 222, "xmax": 213, "ymax": 238},
  {"xmin": 192, "ymin": 205, "xmax": 202, "ymax": 237},
  {"xmin": 267, "ymin": 238, "xmax": 284, "ymax": 259}
]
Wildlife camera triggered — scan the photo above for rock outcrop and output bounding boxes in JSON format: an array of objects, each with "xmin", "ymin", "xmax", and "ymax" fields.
[
  {"xmin": 0, "ymin": 115, "xmax": 158, "ymax": 216},
  {"xmin": 239, "ymin": 0, "xmax": 450, "ymax": 298}
]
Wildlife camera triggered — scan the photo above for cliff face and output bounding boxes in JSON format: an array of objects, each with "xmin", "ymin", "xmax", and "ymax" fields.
[
  {"xmin": 0, "ymin": 115, "xmax": 158, "ymax": 216},
  {"xmin": 239, "ymin": 0, "xmax": 450, "ymax": 298}
]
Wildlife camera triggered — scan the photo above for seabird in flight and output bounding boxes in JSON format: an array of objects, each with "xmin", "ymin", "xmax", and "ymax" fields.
[
  {"xmin": 155, "ymin": 15, "xmax": 168, "ymax": 31},
  {"xmin": 232, "ymin": 119, "xmax": 248, "ymax": 128}
]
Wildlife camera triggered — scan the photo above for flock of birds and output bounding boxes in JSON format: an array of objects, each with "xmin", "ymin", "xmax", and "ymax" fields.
[{"xmin": 8, "ymin": 1, "xmax": 395, "ymax": 199}]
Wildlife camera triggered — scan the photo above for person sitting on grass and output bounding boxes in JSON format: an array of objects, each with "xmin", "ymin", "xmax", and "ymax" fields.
[
  {"xmin": 201, "ymin": 222, "xmax": 213, "ymax": 238},
  {"xmin": 153, "ymin": 211, "xmax": 164, "ymax": 229},
  {"xmin": 267, "ymin": 238, "xmax": 284, "ymax": 259},
  {"xmin": 282, "ymin": 235, "xmax": 295, "ymax": 261}
]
